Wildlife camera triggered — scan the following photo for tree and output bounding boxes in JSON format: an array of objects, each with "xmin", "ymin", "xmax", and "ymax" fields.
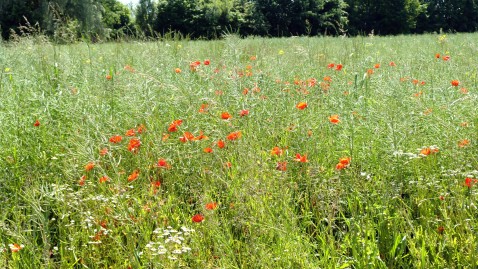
[
  {"xmin": 100, "ymin": 0, "xmax": 133, "ymax": 38},
  {"xmin": 136, "ymin": 0, "xmax": 156, "ymax": 36}
]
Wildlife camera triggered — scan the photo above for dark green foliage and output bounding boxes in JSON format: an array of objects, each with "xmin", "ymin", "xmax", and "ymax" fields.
[{"xmin": 2, "ymin": 0, "xmax": 478, "ymax": 40}]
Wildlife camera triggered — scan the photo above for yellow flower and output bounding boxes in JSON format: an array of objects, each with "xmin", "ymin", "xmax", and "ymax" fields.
[{"xmin": 278, "ymin": 49, "xmax": 284, "ymax": 55}]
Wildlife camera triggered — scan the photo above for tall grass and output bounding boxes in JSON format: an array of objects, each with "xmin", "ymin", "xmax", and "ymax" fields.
[{"xmin": 0, "ymin": 33, "xmax": 477, "ymax": 268}]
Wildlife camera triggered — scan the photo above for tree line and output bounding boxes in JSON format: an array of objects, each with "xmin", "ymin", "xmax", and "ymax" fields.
[{"xmin": 1, "ymin": 0, "xmax": 478, "ymax": 41}]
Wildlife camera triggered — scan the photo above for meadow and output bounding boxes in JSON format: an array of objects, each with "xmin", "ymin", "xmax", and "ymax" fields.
[{"xmin": 0, "ymin": 33, "xmax": 477, "ymax": 268}]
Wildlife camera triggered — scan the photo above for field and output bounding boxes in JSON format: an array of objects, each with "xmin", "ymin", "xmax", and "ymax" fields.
[{"xmin": 0, "ymin": 33, "xmax": 477, "ymax": 268}]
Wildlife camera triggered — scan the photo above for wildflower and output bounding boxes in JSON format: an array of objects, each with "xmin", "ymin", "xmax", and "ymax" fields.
[
  {"xmin": 294, "ymin": 153, "xmax": 308, "ymax": 163},
  {"xmin": 335, "ymin": 64, "xmax": 343, "ymax": 71},
  {"xmin": 323, "ymin": 76, "xmax": 332, "ymax": 82},
  {"xmin": 79, "ymin": 175, "xmax": 86, "ymax": 186},
  {"xmin": 276, "ymin": 161, "xmax": 287, "ymax": 171},
  {"xmin": 204, "ymin": 59, "xmax": 210, "ymax": 65},
  {"xmin": 128, "ymin": 170, "xmax": 139, "ymax": 182},
  {"xmin": 157, "ymin": 158, "xmax": 170, "ymax": 169},
  {"xmin": 442, "ymin": 55, "xmax": 450, "ymax": 61},
  {"xmin": 217, "ymin": 140, "xmax": 225, "ymax": 149},
  {"xmin": 419, "ymin": 146, "xmax": 439, "ymax": 156},
  {"xmin": 128, "ymin": 138, "xmax": 141, "ymax": 153},
  {"xmin": 451, "ymin": 80, "xmax": 460, "ymax": 87},
  {"xmin": 205, "ymin": 202, "xmax": 218, "ymax": 210},
  {"xmin": 85, "ymin": 162, "xmax": 95, "ymax": 171},
  {"xmin": 168, "ymin": 119, "xmax": 183, "ymax": 133},
  {"xmin": 435, "ymin": 53, "xmax": 440, "ymax": 59},
  {"xmin": 179, "ymin": 132, "xmax": 195, "ymax": 143},
  {"xmin": 460, "ymin": 122, "xmax": 469, "ymax": 127},
  {"xmin": 204, "ymin": 147, "xmax": 213, "ymax": 153},
  {"xmin": 458, "ymin": 139, "xmax": 470, "ymax": 148},
  {"xmin": 221, "ymin": 112, "xmax": 232, "ymax": 120},
  {"xmin": 464, "ymin": 177, "xmax": 478, "ymax": 188},
  {"xmin": 9, "ymin": 243, "xmax": 23, "ymax": 252},
  {"xmin": 271, "ymin": 147, "xmax": 284, "ymax": 156},
  {"xmin": 389, "ymin": 61, "xmax": 396, "ymax": 67},
  {"xmin": 226, "ymin": 131, "xmax": 242, "ymax": 141},
  {"xmin": 199, "ymin": 103, "xmax": 208, "ymax": 113},
  {"xmin": 194, "ymin": 131, "xmax": 208, "ymax": 141},
  {"xmin": 437, "ymin": 226, "xmax": 445, "ymax": 235},
  {"xmin": 124, "ymin": 65, "xmax": 135, "ymax": 73},
  {"xmin": 242, "ymin": 88, "xmax": 249, "ymax": 95},
  {"xmin": 439, "ymin": 195, "xmax": 444, "ymax": 201},
  {"xmin": 336, "ymin": 157, "xmax": 351, "ymax": 170},
  {"xmin": 34, "ymin": 119, "xmax": 40, "ymax": 127},
  {"xmin": 99, "ymin": 147, "xmax": 108, "ymax": 156},
  {"xmin": 329, "ymin": 115, "xmax": 340, "ymax": 124},
  {"xmin": 192, "ymin": 214, "xmax": 204, "ymax": 223},
  {"xmin": 460, "ymin": 88, "xmax": 469, "ymax": 94},
  {"xmin": 374, "ymin": 63, "xmax": 380, "ymax": 69},
  {"xmin": 367, "ymin": 69, "xmax": 374, "ymax": 75},
  {"xmin": 109, "ymin": 135, "xmax": 123, "ymax": 143},
  {"xmin": 296, "ymin": 102, "xmax": 308, "ymax": 110},
  {"xmin": 240, "ymin": 109, "xmax": 249, "ymax": 117},
  {"xmin": 190, "ymin": 61, "xmax": 200, "ymax": 72},
  {"xmin": 137, "ymin": 124, "xmax": 146, "ymax": 134},
  {"xmin": 327, "ymin": 63, "xmax": 335, "ymax": 69},
  {"xmin": 175, "ymin": 68, "xmax": 181, "ymax": 73},
  {"xmin": 105, "ymin": 74, "xmax": 112, "ymax": 80},
  {"xmin": 125, "ymin": 129, "xmax": 136, "ymax": 137},
  {"xmin": 224, "ymin": 161, "xmax": 232, "ymax": 168},
  {"xmin": 99, "ymin": 175, "xmax": 110, "ymax": 183},
  {"xmin": 278, "ymin": 50, "xmax": 284, "ymax": 55}
]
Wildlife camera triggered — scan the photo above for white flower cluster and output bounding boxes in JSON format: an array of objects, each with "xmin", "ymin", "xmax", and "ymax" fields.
[{"xmin": 144, "ymin": 226, "xmax": 194, "ymax": 260}]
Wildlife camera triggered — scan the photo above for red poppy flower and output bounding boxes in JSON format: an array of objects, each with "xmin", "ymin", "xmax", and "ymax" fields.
[
  {"xmin": 217, "ymin": 140, "xmax": 225, "ymax": 149},
  {"xmin": 85, "ymin": 162, "xmax": 95, "ymax": 171},
  {"xmin": 389, "ymin": 62, "xmax": 396, "ymax": 67},
  {"xmin": 9, "ymin": 243, "xmax": 23, "ymax": 253},
  {"xmin": 192, "ymin": 214, "xmax": 204, "ymax": 223},
  {"xmin": 435, "ymin": 53, "xmax": 440, "ymax": 59},
  {"xmin": 442, "ymin": 55, "xmax": 450, "ymax": 61},
  {"xmin": 105, "ymin": 74, "xmax": 112, "ymax": 80},
  {"xmin": 329, "ymin": 115, "xmax": 340, "ymax": 124},
  {"xmin": 226, "ymin": 131, "xmax": 242, "ymax": 141},
  {"xmin": 204, "ymin": 147, "xmax": 213, "ymax": 153},
  {"xmin": 127, "ymin": 170, "xmax": 139, "ymax": 182},
  {"xmin": 327, "ymin": 63, "xmax": 335, "ymax": 69},
  {"xmin": 99, "ymin": 175, "xmax": 110, "ymax": 183},
  {"xmin": 419, "ymin": 146, "xmax": 439, "ymax": 156},
  {"xmin": 109, "ymin": 135, "xmax": 123, "ymax": 143},
  {"xmin": 336, "ymin": 157, "xmax": 351, "ymax": 170},
  {"xmin": 199, "ymin": 103, "xmax": 209, "ymax": 113},
  {"xmin": 458, "ymin": 139, "xmax": 470, "ymax": 148},
  {"xmin": 180, "ymin": 132, "xmax": 195, "ymax": 143},
  {"xmin": 137, "ymin": 124, "xmax": 146, "ymax": 134},
  {"xmin": 374, "ymin": 63, "xmax": 380, "ymax": 69},
  {"xmin": 79, "ymin": 175, "xmax": 86, "ymax": 186},
  {"xmin": 127, "ymin": 138, "xmax": 141, "ymax": 153},
  {"xmin": 276, "ymin": 161, "xmax": 287, "ymax": 171},
  {"xmin": 271, "ymin": 146, "xmax": 283, "ymax": 156},
  {"xmin": 125, "ymin": 129, "xmax": 136, "ymax": 137},
  {"xmin": 157, "ymin": 158, "xmax": 170, "ymax": 169},
  {"xmin": 296, "ymin": 102, "xmax": 308, "ymax": 110},
  {"xmin": 451, "ymin": 80, "xmax": 460, "ymax": 87},
  {"xmin": 294, "ymin": 153, "xmax": 308, "ymax": 163},
  {"xmin": 335, "ymin": 64, "xmax": 343, "ymax": 71},
  {"xmin": 205, "ymin": 202, "xmax": 218, "ymax": 210},
  {"xmin": 175, "ymin": 68, "xmax": 181, "ymax": 73},
  {"xmin": 204, "ymin": 59, "xmax": 210, "ymax": 65},
  {"xmin": 240, "ymin": 109, "xmax": 249, "ymax": 117},
  {"xmin": 193, "ymin": 131, "xmax": 208, "ymax": 141},
  {"xmin": 221, "ymin": 112, "xmax": 232, "ymax": 120},
  {"xmin": 34, "ymin": 119, "xmax": 40, "ymax": 127},
  {"xmin": 464, "ymin": 177, "xmax": 478, "ymax": 188}
]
